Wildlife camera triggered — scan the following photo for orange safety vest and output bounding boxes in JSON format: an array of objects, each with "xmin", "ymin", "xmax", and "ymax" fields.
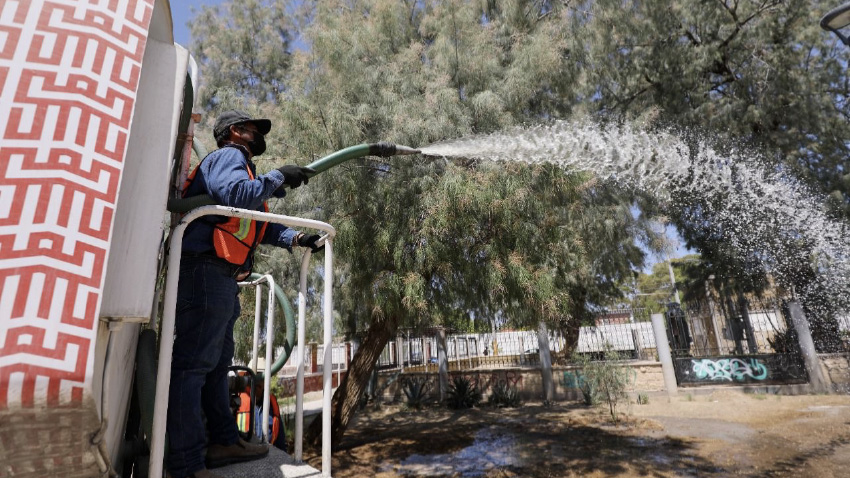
[
  {"xmin": 236, "ymin": 390, "xmax": 283, "ymax": 444},
  {"xmin": 183, "ymin": 153, "xmax": 269, "ymax": 266}
]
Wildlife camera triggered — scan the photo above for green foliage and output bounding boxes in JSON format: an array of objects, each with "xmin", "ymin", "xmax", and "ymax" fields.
[
  {"xmin": 637, "ymin": 393, "xmax": 649, "ymax": 405},
  {"xmin": 568, "ymin": 0, "xmax": 850, "ymax": 337},
  {"xmin": 187, "ymin": 0, "xmax": 850, "ymax": 441},
  {"xmin": 573, "ymin": 347, "xmax": 632, "ymax": 424},
  {"xmin": 193, "ymin": 0, "xmax": 655, "ymax": 358},
  {"xmin": 446, "ymin": 376, "xmax": 482, "ymax": 410},
  {"xmin": 487, "ymin": 381, "xmax": 521, "ymax": 408},
  {"xmin": 569, "ymin": 0, "xmax": 850, "ymax": 213},
  {"xmin": 612, "ymin": 254, "xmax": 704, "ymax": 313},
  {"xmin": 400, "ymin": 376, "xmax": 432, "ymax": 410},
  {"xmin": 189, "ymin": 0, "xmax": 293, "ymax": 109}
]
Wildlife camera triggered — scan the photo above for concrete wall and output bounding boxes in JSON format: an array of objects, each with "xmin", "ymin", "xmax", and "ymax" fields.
[
  {"xmin": 277, "ymin": 371, "xmax": 348, "ymax": 397},
  {"xmin": 0, "ymin": 1, "xmax": 162, "ymax": 476},
  {"xmin": 368, "ymin": 355, "xmax": 850, "ymax": 403},
  {"xmin": 374, "ymin": 362, "xmax": 666, "ymax": 404},
  {"xmin": 820, "ymin": 353, "xmax": 850, "ymax": 393}
]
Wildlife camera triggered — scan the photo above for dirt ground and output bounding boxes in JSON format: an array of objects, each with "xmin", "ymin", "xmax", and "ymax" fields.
[{"xmin": 303, "ymin": 390, "xmax": 850, "ymax": 477}]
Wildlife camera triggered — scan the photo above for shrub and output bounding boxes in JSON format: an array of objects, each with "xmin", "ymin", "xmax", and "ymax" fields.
[
  {"xmin": 572, "ymin": 346, "xmax": 631, "ymax": 424},
  {"xmin": 570, "ymin": 355, "xmax": 599, "ymax": 406},
  {"xmin": 401, "ymin": 376, "xmax": 432, "ymax": 409},
  {"xmin": 488, "ymin": 381, "xmax": 521, "ymax": 408},
  {"xmin": 446, "ymin": 376, "xmax": 482, "ymax": 409}
]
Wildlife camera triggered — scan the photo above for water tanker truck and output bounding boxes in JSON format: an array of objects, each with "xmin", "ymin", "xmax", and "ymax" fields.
[{"xmin": 0, "ymin": 2, "xmax": 417, "ymax": 477}]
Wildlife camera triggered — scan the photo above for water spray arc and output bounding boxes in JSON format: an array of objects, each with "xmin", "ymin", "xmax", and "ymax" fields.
[{"xmin": 418, "ymin": 120, "xmax": 850, "ymax": 319}]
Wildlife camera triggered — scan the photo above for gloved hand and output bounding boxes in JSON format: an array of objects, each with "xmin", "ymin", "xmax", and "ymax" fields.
[
  {"xmin": 295, "ymin": 233, "xmax": 324, "ymax": 253},
  {"xmin": 277, "ymin": 165, "xmax": 316, "ymax": 189}
]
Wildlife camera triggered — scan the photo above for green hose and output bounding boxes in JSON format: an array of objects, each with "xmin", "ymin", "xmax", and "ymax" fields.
[
  {"xmin": 167, "ymin": 142, "xmax": 419, "ymax": 213},
  {"xmin": 306, "ymin": 143, "xmax": 372, "ymax": 174},
  {"xmin": 248, "ymin": 272, "xmax": 296, "ymax": 379}
]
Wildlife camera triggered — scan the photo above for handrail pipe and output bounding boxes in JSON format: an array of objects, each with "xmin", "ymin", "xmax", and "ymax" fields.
[{"xmin": 149, "ymin": 206, "xmax": 335, "ymax": 478}]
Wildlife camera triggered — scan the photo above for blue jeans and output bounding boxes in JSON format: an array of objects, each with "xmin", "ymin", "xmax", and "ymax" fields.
[{"xmin": 167, "ymin": 256, "xmax": 241, "ymax": 478}]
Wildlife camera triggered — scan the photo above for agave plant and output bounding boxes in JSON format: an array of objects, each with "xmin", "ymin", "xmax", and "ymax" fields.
[
  {"xmin": 488, "ymin": 381, "xmax": 521, "ymax": 408},
  {"xmin": 446, "ymin": 376, "xmax": 482, "ymax": 410},
  {"xmin": 401, "ymin": 376, "xmax": 432, "ymax": 409}
]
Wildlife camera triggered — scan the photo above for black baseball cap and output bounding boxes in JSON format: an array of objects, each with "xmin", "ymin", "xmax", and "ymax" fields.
[{"xmin": 213, "ymin": 110, "xmax": 272, "ymax": 138}]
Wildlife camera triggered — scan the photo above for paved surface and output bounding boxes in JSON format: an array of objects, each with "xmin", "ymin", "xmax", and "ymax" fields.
[
  {"xmin": 214, "ymin": 446, "xmax": 321, "ymax": 478},
  {"xmin": 215, "ymin": 394, "xmax": 329, "ymax": 478}
]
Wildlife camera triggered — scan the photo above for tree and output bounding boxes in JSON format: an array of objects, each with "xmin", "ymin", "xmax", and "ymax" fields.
[
  {"xmin": 188, "ymin": 0, "xmax": 850, "ymax": 449},
  {"xmin": 189, "ymin": 0, "xmax": 294, "ymax": 109},
  {"xmin": 569, "ymin": 0, "xmax": 849, "ymax": 209},
  {"xmin": 258, "ymin": 0, "xmax": 650, "ymax": 447},
  {"xmin": 620, "ymin": 254, "xmax": 703, "ymax": 313},
  {"xmin": 567, "ymin": 0, "xmax": 850, "ymax": 346}
]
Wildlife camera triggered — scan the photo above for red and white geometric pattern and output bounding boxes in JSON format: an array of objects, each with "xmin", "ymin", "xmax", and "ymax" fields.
[{"xmin": 0, "ymin": 0, "xmax": 153, "ymax": 408}]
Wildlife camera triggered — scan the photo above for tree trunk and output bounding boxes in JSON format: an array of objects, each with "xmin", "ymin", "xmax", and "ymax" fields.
[
  {"xmin": 536, "ymin": 321, "xmax": 554, "ymax": 402},
  {"xmin": 558, "ymin": 319, "xmax": 582, "ymax": 360},
  {"xmin": 305, "ymin": 314, "xmax": 398, "ymax": 449}
]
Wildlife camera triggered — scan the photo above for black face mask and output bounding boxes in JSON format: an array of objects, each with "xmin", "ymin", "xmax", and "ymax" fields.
[{"xmin": 247, "ymin": 134, "xmax": 266, "ymax": 156}]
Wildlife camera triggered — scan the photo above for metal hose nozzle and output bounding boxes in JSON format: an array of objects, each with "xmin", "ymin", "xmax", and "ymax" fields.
[
  {"xmin": 368, "ymin": 142, "xmax": 421, "ymax": 157},
  {"xmin": 392, "ymin": 145, "xmax": 421, "ymax": 155}
]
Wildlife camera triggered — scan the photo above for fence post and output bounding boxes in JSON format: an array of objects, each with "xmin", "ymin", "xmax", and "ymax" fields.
[
  {"xmin": 651, "ymin": 313, "xmax": 678, "ymax": 398},
  {"xmin": 397, "ymin": 333, "xmax": 404, "ymax": 369},
  {"xmin": 310, "ymin": 343, "xmax": 318, "ymax": 374},
  {"xmin": 788, "ymin": 300, "xmax": 830, "ymax": 393},
  {"xmin": 739, "ymin": 296, "xmax": 759, "ymax": 354},
  {"xmin": 537, "ymin": 322, "xmax": 554, "ymax": 402},
  {"xmin": 631, "ymin": 328, "xmax": 644, "ymax": 360}
]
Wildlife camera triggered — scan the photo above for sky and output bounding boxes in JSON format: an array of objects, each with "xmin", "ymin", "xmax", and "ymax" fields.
[{"xmin": 170, "ymin": 0, "xmax": 225, "ymax": 47}]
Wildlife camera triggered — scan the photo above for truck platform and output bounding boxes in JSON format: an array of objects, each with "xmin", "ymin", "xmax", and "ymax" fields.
[{"xmin": 215, "ymin": 447, "xmax": 321, "ymax": 478}]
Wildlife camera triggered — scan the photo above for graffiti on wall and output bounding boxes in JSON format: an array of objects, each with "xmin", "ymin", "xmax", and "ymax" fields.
[
  {"xmin": 691, "ymin": 358, "xmax": 768, "ymax": 382},
  {"xmin": 561, "ymin": 371, "xmax": 587, "ymax": 389},
  {"xmin": 675, "ymin": 353, "xmax": 808, "ymax": 385}
]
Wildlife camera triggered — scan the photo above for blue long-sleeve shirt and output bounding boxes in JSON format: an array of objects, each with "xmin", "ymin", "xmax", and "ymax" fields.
[{"xmin": 182, "ymin": 144, "xmax": 298, "ymax": 259}]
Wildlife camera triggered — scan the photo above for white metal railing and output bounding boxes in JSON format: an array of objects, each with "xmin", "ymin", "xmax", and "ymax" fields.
[
  {"xmin": 294, "ymin": 231, "xmax": 335, "ymax": 477},
  {"xmin": 150, "ymin": 205, "xmax": 335, "ymax": 478},
  {"xmin": 236, "ymin": 274, "xmax": 276, "ymax": 444}
]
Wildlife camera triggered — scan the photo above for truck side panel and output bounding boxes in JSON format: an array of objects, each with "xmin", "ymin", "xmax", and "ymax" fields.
[{"xmin": 0, "ymin": 0, "xmax": 164, "ymax": 476}]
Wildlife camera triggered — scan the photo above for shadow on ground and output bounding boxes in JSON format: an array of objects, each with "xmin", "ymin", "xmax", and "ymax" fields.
[{"xmin": 306, "ymin": 403, "xmax": 726, "ymax": 477}]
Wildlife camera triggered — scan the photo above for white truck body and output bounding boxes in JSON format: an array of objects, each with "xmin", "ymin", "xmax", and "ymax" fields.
[{"xmin": 1, "ymin": 0, "xmax": 194, "ymax": 474}]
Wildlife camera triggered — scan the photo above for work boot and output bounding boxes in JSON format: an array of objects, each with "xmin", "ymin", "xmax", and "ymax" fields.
[{"xmin": 206, "ymin": 438, "xmax": 269, "ymax": 468}]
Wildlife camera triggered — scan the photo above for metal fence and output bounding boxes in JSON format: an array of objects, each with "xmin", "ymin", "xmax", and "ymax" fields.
[
  {"xmin": 375, "ymin": 330, "xmax": 552, "ymax": 370},
  {"xmin": 272, "ymin": 343, "xmax": 349, "ymax": 377},
  {"xmin": 376, "ymin": 309, "xmax": 662, "ymax": 371},
  {"xmin": 667, "ymin": 297, "xmax": 791, "ymax": 358},
  {"xmin": 573, "ymin": 308, "xmax": 657, "ymax": 361}
]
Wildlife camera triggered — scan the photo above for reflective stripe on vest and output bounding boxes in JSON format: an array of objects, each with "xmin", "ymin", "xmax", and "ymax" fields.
[{"xmin": 183, "ymin": 149, "xmax": 269, "ymax": 266}]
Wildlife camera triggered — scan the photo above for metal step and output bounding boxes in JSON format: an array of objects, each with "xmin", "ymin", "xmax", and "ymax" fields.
[{"xmin": 212, "ymin": 446, "xmax": 321, "ymax": 478}]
